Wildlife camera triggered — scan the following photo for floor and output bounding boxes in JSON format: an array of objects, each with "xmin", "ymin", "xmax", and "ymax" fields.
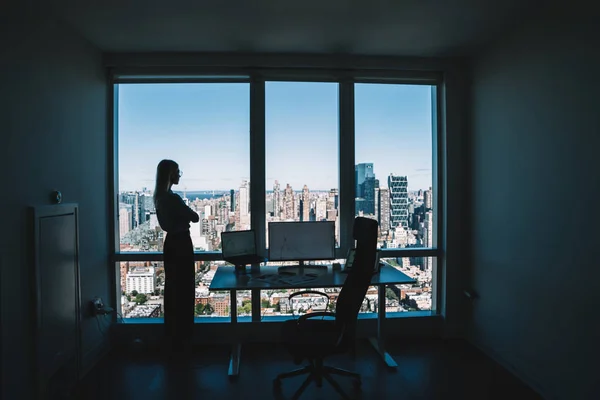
[{"xmin": 74, "ymin": 339, "xmax": 541, "ymax": 400}]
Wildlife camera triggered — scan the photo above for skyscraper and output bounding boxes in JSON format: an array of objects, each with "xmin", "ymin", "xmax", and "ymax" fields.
[
  {"xmin": 239, "ymin": 180, "xmax": 250, "ymax": 229},
  {"xmin": 273, "ymin": 180, "xmax": 281, "ymax": 219},
  {"xmin": 363, "ymin": 177, "xmax": 379, "ymax": 215},
  {"xmin": 388, "ymin": 174, "xmax": 409, "ymax": 228},
  {"xmin": 424, "ymin": 210, "xmax": 434, "ymax": 271},
  {"xmin": 316, "ymin": 197, "xmax": 327, "ymax": 221},
  {"xmin": 230, "ymin": 189, "xmax": 235, "ymax": 212},
  {"xmin": 376, "ymin": 188, "xmax": 390, "ymax": 233},
  {"xmin": 424, "ymin": 187, "xmax": 432, "ymax": 210},
  {"xmin": 283, "ymin": 184, "xmax": 295, "ymax": 220},
  {"xmin": 327, "ymin": 188, "xmax": 338, "ymax": 220},
  {"xmin": 119, "ymin": 203, "xmax": 133, "ymax": 238},
  {"xmin": 355, "ymin": 163, "xmax": 374, "ymax": 198},
  {"xmin": 301, "ymin": 185, "xmax": 310, "ymax": 222},
  {"xmin": 134, "ymin": 192, "xmax": 139, "ymax": 227}
]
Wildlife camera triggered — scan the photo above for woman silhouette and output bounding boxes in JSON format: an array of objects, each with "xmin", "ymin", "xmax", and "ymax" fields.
[{"xmin": 154, "ymin": 159, "xmax": 199, "ymax": 352}]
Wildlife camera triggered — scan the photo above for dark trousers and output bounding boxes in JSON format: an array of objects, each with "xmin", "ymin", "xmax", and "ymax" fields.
[{"xmin": 163, "ymin": 231, "xmax": 195, "ymax": 347}]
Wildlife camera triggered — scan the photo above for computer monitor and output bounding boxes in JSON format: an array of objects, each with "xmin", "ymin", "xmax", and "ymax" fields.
[
  {"xmin": 221, "ymin": 230, "xmax": 257, "ymax": 259},
  {"xmin": 268, "ymin": 221, "xmax": 336, "ymax": 262}
]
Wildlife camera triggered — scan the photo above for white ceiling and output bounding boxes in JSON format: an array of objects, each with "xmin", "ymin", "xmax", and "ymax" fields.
[{"xmin": 48, "ymin": 0, "xmax": 541, "ymax": 56}]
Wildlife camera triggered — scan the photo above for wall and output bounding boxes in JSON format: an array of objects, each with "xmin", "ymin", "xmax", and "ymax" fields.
[
  {"xmin": 440, "ymin": 60, "xmax": 472, "ymax": 338},
  {"xmin": 469, "ymin": 4, "xmax": 600, "ymax": 399},
  {"xmin": 0, "ymin": 5, "xmax": 109, "ymax": 399}
]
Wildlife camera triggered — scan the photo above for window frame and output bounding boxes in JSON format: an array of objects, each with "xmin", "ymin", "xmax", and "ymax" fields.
[{"xmin": 109, "ymin": 68, "xmax": 444, "ymax": 322}]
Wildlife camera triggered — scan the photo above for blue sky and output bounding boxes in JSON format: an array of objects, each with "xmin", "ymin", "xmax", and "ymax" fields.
[{"xmin": 118, "ymin": 82, "xmax": 432, "ymax": 192}]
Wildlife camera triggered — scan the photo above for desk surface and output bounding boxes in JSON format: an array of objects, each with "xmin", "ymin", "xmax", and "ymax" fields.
[{"xmin": 209, "ymin": 264, "xmax": 416, "ymax": 291}]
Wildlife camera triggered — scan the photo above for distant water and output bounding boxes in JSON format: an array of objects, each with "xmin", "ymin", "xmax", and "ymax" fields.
[
  {"xmin": 175, "ymin": 189, "xmax": 332, "ymax": 201},
  {"xmin": 174, "ymin": 191, "xmax": 228, "ymax": 200}
]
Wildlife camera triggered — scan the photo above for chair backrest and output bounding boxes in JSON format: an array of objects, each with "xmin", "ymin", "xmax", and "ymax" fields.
[{"xmin": 334, "ymin": 217, "xmax": 378, "ymax": 349}]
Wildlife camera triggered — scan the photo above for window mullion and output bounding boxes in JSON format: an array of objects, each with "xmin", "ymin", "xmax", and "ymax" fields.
[
  {"xmin": 339, "ymin": 81, "xmax": 355, "ymax": 257},
  {"xmin": 249, "ymin": 78, "xmax": 266, "ymax": 322}
]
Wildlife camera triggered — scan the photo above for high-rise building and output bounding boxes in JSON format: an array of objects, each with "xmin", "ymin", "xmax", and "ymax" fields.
[
  {"xmin": 283, "ymin": 184, "xmax": 295, "ymax": 220},
  {"xmin": 119, "ymin": 203, "xmax": 133, "ymax": 238},
  {"xmin": 201, "ymin": 218, "xmax": 210, "ymax": 235},
  {"xmin": 388, "ymin": 175, "xmax": 409, "ymax": 228},
  {"xmin": 126, "ymin": 266, "xmax": 156, "ymax": 294},
  {"xmin": 218, "ymin": 200, "xmax": 229, "ymax": 225},
  {"xmin": 309, "ymin": 208, "xmax": 316, "ymax": 221},
  {"xmin": 239, "ymin": 180, "xmax": 250, "ymax": 229},
  {"xmin": 374, "ymin": 188, "xmax": 380, "ymax": 222},
  {"xmin": 266, "ymin": 195, "xmax": 274, "ymax": 214},
  {"xmin": 273, "ymin": 180, "xmax": 281, "ymax": 219},
  {"xmin": 355, "ymin": 163, "xmax": 374, "ymax": 198},
  {"xmin": 363, "ymin": 177, "xmax": 379, "ymax": 215},
  {"xmin": 316, "ymin": 197, "xmax": 327, "ymax": 221},
  {"xmin": 230, "ymin": 189, "xmax": 235, "ymax": 212},
  {"xmin": 376, "ymin": 188, "xmax": 390, "ymax": 233},
  {"xmin": 424, "ymin": 187, "xmax": 433, "ymax": 210},
  {"xmin": 327, "ymin": 188, "xmax": 338, "ymax": 213},
  {"xmin": 424, "ymin": 210, "xmax": 434, "ymax": 271},
  {"xmin": 301, "ymin": 185, "xmax": 310, "ymax": 222},
  {"xmin": 355, "ymin": 198, "xmax": 366, "ymax": 215},
  {"xmin": 134, "ymin": 192, "xmax": 139, "ymax": 227}
]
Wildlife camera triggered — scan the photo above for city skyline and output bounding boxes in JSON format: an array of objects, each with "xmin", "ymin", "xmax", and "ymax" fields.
[{"xmin": 118, "ymin": 82, "xmax": 433, "ymax": 191}]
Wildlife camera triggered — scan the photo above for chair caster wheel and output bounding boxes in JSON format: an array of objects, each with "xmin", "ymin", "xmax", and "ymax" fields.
[
  {"xmin": 273, "ymin": 378, "xmax": 282, "ymax": 388},
  {"xmin": 352, "ymin": 378, "xmax": 362, "ymax": 389}
]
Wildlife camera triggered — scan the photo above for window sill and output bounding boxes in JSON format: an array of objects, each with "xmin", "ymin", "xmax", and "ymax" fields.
[{"xmin": 117, "ymin": 311, "xmax": 436, "ymax": 324}]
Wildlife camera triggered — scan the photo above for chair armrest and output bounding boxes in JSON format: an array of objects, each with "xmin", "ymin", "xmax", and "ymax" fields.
[{"xmin": 289, "ymin": 291, "xmax": 330, "ymax": 318}]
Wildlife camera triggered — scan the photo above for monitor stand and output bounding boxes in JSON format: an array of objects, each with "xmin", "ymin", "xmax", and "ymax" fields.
[
  {"xmin": 277, "ymin": 261, "xmax": 305, "ymax": 275},
  {"xmin": 298, "ymin": 260, "xmax": 305, "ymax": 275}
]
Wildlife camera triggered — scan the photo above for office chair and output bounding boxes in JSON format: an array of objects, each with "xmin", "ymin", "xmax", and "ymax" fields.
[{"xmin": 274, "ymin": 217, "xmax": 378, "ymax": 400}]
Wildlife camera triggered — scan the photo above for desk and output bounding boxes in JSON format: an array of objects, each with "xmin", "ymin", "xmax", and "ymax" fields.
[{"xmin": 209, "ymin": 264, "xmax": 416, "ymax": 376}]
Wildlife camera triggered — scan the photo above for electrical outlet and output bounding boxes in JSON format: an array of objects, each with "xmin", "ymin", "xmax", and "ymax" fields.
[{"xmin": 91, "ymin": 297, "xmax": 104, "ymax": 315}]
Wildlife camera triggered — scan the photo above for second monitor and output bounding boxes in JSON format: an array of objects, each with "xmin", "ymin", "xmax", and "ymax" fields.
[{"xmin": 268, "ymin": 221, "xmax": 336, "ymax": 262}]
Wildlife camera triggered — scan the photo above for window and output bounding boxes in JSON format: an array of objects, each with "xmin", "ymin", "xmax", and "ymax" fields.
[
  {"xmin": 119, "ymin": 261, "xmax": 164, "ymax": 318},
  {"xmin": 258, "ymin": 257, "xmax": 434, "ymax": 318},
  {"xmin": 380, "ymin": 258, "xmax": 434, "ymax": 312},
  {"xmin": 118, "ymin": 260, "xmax": 251, "ymax": 320},
  {"xmin": 117, "ymin": 83, "xmax": 250, "ymax": 253},
  {"xmin": 355, "ymin": 84, "xmax": 436, "ymax": 310},
  {"xmin": 265, "ymin": 82, "xmax": 340, "ymax": 244},
  {"xmin": 112, "ymin": 76, "xmax": 441, "ymax": 323},
  {"xmin": 262, "ymin": 82, "xmax": 340, "ymax": 317},
  {"xmin": 355, "ymin": 84, "xmax": 435, "ymax": 252}
]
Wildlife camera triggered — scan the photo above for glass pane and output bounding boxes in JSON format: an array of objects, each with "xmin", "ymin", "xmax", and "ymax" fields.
[
  {"xmin": 195, "ymin": 261, "xmax": 253, "ymax": 320},
  {"xmin": 381, "ymin": 257, "xmax": 434, "ymax": 312},
  {"xmin": 118, "ymin": 261, "xmax": 245, "ymax": 320},
  {"xmin": 263, "ymin": 82, "xmax": 339, "ymax": 316},
  {"xmin": 119, "ymin": 261, "xmax": 164, "ymax": 319},
  {"xmin": 195, "ymin": 261, "xmax": 252, "ymax": 322},
  {"xmin": 258, "ymin": 256, "xmax": 435, "ymax": 319},
  {"xmin": 265, "ymin": 82, "xmax": 340, "ymax": 247},
  {"xmin": 117, "ymin": 83, "xmax": 250, "ymax": 252},
  {"xmin": 354, "ymin": 84, "xmax": 434, "ymax": 250}
]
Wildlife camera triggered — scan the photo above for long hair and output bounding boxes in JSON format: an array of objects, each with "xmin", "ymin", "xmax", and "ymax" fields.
[{"xmin": 154, "ymin": 159, "xmax": 178, "ymax": 207}]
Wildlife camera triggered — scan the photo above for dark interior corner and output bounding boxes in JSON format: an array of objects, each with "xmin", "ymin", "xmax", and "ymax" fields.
[{"xmin": 2, "ymin": 1, "xmax": 598, "ymax": 399}]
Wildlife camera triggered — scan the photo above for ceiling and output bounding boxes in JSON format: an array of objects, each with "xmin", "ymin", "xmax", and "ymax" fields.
[{"xmin": 47, "ymin": 0, "xmax": 541, "ymax": 57}]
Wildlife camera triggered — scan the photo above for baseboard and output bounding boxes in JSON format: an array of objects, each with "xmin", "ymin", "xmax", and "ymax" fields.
[
  {"xmin": 80, "ymin": 339, "xmax": 110, "ymax": 380},
  {"xmin": 468, "ymin": 336, "xmax": 549, "ymax": 400}
]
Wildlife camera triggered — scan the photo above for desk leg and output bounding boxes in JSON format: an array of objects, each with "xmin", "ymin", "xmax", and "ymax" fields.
[
  {"xmin": 229, "ymin": 289, "xmax": 241, "ymax": 377},
  {"xmin": 368, "ymin": 284, "xmax": 398, "ymax": 368},
  {"xmin": 228, "ymin": 342, "xmax": 241, "ymax": 377}
]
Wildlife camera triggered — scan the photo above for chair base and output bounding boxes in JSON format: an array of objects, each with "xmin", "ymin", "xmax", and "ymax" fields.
[{"xmin": 274, "ymin": 360, "xmax": 361, "ymax": 400}]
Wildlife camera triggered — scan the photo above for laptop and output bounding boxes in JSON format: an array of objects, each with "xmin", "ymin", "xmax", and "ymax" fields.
[{"xmin": 221, "ymin": 230, "xmax": 267, "ymax": 266}]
